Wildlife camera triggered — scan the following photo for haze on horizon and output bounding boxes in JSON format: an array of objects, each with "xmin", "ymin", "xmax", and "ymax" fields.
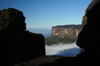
[{"xmin": 0, "ymin": 0, "xmax": 92, "ymax": 29}]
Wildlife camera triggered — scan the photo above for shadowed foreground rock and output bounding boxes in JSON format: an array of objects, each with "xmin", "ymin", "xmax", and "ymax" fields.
[
  {"xmin": 76, "ymin": 0, "xmax": 100, "ymax": 65},
  {"xmin": 14, "ymin": 56, "xmax": 77, "ymax": 66},
  {"xmin": 0, "ymin": 8, "xmax": 45, "ymax": 66},
  {"xmin": 14, "ymin": 0, "xmax": 100, "ymax": 66}
]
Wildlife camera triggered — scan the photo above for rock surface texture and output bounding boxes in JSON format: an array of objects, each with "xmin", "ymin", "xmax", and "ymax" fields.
[
  {"xmin": 14, "ymin": 56, "xmax": 77, "ymax": 66},
  {"xmin": 51, "ymin": 25, "xmax": 82, "ymax": 39},
  {"xmin": 45, "ymin": 25, "xmax": 82, "ymax": 45},
  {"xmin": 0, "ymin": 8, "xmax": 45, "ymax": 66}
]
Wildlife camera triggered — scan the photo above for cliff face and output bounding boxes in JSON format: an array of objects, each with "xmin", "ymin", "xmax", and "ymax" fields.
[
  {"xmin": 45, "ymin": 25, "xmax": 82, "ymax": 45},
  {"xmin": 51, "ymin": 25, "xmax": 82, "ymax": 39}
]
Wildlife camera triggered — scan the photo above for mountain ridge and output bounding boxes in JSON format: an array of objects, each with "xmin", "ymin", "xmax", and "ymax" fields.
[{"xmin": 45, "ymin": 25, "xmax": 82, "ymax": 45}]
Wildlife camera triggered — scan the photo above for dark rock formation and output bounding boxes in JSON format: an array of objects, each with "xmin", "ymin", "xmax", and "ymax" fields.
[
  {"xmin": 77, "ymin": 0, "xmax": 100, "ymax": 51},
  {"xmin": 76, "ymin": 0, "xmax": 100, "ymax": 65},
  {"xmin": 82, "ymin": 16, "xmax": 87, "ymax": 27},
  {"xmin": 0, "ymin": 8, "xmax": 45, "ymax": 66},
  {"xmin": 82, "ymin": 0, "xmax": 100, "ymax": 27},
  {"xmin": 14, "ymin": 56, "xmax": 77, "ymax": 66},
  {"xmin": 0, "ymin": 8, "xmax": 26, "ymax": 31}
]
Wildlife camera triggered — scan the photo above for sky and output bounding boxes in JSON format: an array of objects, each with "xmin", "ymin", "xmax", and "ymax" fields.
[{"xmin": 0, "ymin": 0, "xmax": 92, "ymax": 29}]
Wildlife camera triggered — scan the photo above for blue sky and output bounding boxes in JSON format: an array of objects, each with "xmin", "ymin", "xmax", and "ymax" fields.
[{"xmin": 0, "ymin": 0, "xmax": 92, "ymax": 28}]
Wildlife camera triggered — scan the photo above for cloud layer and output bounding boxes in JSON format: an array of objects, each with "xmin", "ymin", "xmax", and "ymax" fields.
[{"xmin": 45, "ymin": 43, "xmax": 81, "ymax": 57}]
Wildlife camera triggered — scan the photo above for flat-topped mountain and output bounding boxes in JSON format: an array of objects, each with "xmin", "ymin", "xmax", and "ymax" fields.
[
  {"xmin": 45, "ymin": 25, "xmax": 82, "ymax": 45},
  {"xmin": 51, "ymin": 25, "xmax": 82, "ymax": 39}
]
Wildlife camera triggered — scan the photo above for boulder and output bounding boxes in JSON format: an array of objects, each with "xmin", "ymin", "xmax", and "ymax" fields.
[
  {"xmin": 0, "ymin": 8, "xmax": 45, "ymax": 66},
  {"xmin": 0, "ymin": 8, "xmax": 26, "ymax": 31}
]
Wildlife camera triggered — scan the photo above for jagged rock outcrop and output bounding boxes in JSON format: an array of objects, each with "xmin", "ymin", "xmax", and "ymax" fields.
[
  {"xmin": 82, "ymin": 0, "xmax": 100, "ymax": 27},
  {"xmin": 76, "ymin": 0, "xmax": 100, "ymax": 65},
  {"xmin": 0, "ymin": 8, "xmax": 45, "ymax": 66},
  {"xmin": 51, "ymin": 25, "xmax": 82, "ymax": 39},
  {"xmin": 77, "ymin": 0, "xmax": 100, "ymax": 51}
]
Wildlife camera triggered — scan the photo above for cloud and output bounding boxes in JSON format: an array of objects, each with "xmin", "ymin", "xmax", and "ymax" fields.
[{"xmin": 45, "ymin": 43, "xmax": 81, "ymax": 57}]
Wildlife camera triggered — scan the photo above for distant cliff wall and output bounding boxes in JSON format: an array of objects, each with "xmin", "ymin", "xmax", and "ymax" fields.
[
  {"xmin": 51, "ymin": 25, "xmax": 82, "ymax": 39},
  {"xmin": 45, "ymin": 25, "xmax": 82, "ymax": 45}
]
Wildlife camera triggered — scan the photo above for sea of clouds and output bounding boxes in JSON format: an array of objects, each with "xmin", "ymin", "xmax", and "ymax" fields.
[{"xmin": 45, "ymin": 43, "xmax": 81, "ymax": 57}]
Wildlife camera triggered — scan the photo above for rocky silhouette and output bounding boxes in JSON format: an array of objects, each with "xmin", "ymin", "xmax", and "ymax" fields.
[
  {"xmin": 76, "ymin": 0, "xmax": 100, "ymax": 65},
  {"xmin": 0, "ymin": 8, "xmax": 45, "ymax": 66},
  {"xmin": 77, "ymin": 0, "xmax": 100, "ymax": 52}
]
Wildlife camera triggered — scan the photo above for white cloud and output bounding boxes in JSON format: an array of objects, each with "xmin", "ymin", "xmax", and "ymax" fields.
[{"xmin": 45, "ymin": 43, "xmax": 81, "ymax": 57}]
